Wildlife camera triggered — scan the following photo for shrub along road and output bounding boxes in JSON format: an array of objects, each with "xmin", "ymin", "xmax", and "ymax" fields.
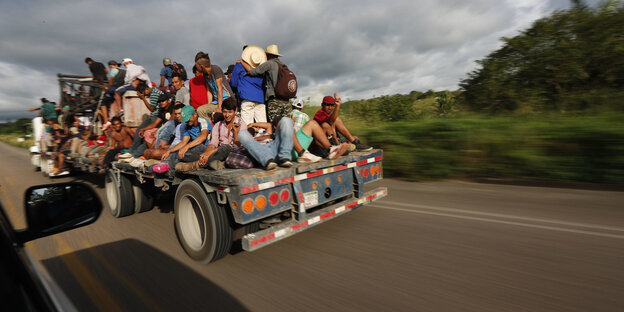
[{"xmin": 0, "ymin": 141, "xmax": 623, "ymax": 311}]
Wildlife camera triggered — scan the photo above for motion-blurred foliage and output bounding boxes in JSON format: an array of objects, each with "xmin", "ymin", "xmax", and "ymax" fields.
[
  {"xmin": 459, "ymin": 1, "xmax": 624, "ymax": 113},
  {"xmin": 358, "ymin": 114, "xmax": 624, "ymax": 183}
]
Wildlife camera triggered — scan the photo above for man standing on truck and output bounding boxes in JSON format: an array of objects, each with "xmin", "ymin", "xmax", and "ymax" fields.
[
  {"xmin": 194, "ymin": 52, "xmax": 236, "ymax": 121},
  {"xmin": 29, "ymin": 98, "xmax": 58, "ymax": 122},
  {"xmin": 241, "ymin": 44, "xmax": 291, "ymax": 123}
]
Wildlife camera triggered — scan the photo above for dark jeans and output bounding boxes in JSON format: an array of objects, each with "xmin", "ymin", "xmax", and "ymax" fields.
[
  {"xmin": 199, "ymin": 145, "xmax": 233, "ymax": 168},
  {"xmin": 128, "ymin": 116, "xmax": 157, "ymax": 157},
  {"xmin": 103, "ymin": 147, "xmax": 124, "ymax": 166},
  {"xmin": 165, "ymin": 144, "xmax": 206, "ymax": 168}
]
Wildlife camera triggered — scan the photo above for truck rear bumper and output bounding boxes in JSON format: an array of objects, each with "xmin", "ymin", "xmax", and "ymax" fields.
[{"xmin": 242, "ymin": 187, "xmax": 388, "ymax": 251}]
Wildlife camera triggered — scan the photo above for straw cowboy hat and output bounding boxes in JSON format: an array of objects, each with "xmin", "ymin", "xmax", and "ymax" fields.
[
  {"xmin": 265, "ymin": 44, "xmax": 283, "ymax": 57},
  {"xmin": 241, "ymin": 46, "xmax": 267, "ymax": 68}
]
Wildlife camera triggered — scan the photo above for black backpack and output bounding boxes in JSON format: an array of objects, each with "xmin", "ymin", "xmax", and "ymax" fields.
[
  {"xmin": 170, "ymin": 62, "xmax": 187, "ymax": 81},
  {"xmin": 112, "ymin": 68, "xmax": 126, "ymax": 87},
  {"xmin": 274, "ymin": 61, "xmax": 297, "ymax": 99}
]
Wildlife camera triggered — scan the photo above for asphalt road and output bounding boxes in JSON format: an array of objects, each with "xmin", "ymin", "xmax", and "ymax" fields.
[{"xmin": 1, "ymin": 141, "xmax": 623, "ymax": 312}]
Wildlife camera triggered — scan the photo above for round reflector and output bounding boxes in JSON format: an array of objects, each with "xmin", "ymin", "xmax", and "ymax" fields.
[
  {"xmin": 256, "ymin": 196, "xmax": 267, "ymax": 211},
  {"xmin": 242, "ymin": 199, "xmax": 254, "ymax": 214}
]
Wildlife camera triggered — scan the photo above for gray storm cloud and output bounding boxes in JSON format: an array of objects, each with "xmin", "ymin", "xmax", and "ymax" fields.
[{"xmin": 0, "ymin": 0, "xmax": 597, "ymax": 120}]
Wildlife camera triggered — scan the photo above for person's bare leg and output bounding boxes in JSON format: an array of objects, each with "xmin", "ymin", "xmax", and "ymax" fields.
[
  {"xmin": 304, "ymin": 120, "xmax": 332, "ymax": 149},
  {"xmin": 334, "ymin": 117, "xmax": 356, "ymax": 142},
  {"xmin": 146, "ymin": 148, "xmax": 167, "ymax": 160},
  {"xmin": 320, "ymin": 122, "xmax": 336, "ymax": 139},
  {"xmin": 293, "ymin": 130, "xmax": 304, "ymax": 154}
]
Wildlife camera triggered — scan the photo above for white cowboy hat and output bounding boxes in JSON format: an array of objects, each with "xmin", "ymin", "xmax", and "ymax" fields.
[
  {"xmin": 265, "ymin": 44, "xmax": 283, "ymax": 57},
  {"xmin": 241, "ymin": 46, "xmax": 267, "ymax": 68}
]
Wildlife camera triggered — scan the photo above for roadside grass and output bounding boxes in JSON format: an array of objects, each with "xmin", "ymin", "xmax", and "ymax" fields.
[
  {"xmin": 0, "ymin": 134, "xmax": 34, "ymax": 149},
  {"xmin": 353, "ymin": 113, "xmax": 624, "ymax": 184}
]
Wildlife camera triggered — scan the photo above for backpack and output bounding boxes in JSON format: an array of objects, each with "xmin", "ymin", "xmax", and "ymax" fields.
[
  {"xmin": 112, "ymin": 68, "xmax": 126, "ymax": 87},
  {"xmin": 170, "ymin": 62, "xmax": 187, "ymax": 81},
  {"xmin": 274, "ymin": 61, "xmax": 297, "ymax": 99}
]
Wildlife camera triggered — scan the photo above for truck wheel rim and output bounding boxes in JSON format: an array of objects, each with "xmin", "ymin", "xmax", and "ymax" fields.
[
  {"xmin": 179, "ymin": 194, "xmax": 206, "ymax": 251},
  {"xmin": 106, "ymin": 175, "xmax": 118, "ymax": 214}
]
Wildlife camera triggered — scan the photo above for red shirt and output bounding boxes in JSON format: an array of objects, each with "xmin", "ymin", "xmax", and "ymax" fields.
[
  {"xmin": 189, "ymin": 74, "xmax": 208, "ymax": 110},
  {"xmin": 314, "ymin": 109, "xmax": 331, "ymax": 124}
]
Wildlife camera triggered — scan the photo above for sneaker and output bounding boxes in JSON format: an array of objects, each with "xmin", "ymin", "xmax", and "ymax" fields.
[
  {"xmin": 129, "ymin": 158, "xmax": 145, "ymax": 168},
  {"xmin": 328, "ymin": 143, "xmax": 349, "ymax": 160},
  {"xmin": 144, "ymin": 159, "xmax": 160, "ymax": 167},
  {"xmin": 52, "ymin": 170, "xmax": 70, "ymax": 177},
  {"xmin": 118, "ymin": 152, "xmax": 133, "ymax": 159},
  {"xmin": 208, "ymin": 160, "xmax": 225, "ymax": 170},
  {"xmin": 175, "ymin": 161, "xmax": 200, "ymax": 172},
  {"xmin": 353, "ymin": 139, "xmax": 373, "ymax": 152},
  {"xmin": 264, "ymin": 159, "xmax": 278, "ymax": 171},
  {"xmin": 277, "ymin": 159, "xmax": 293, "ymax": 168},
  {"xmin": 120, "ymin": 157, "xmax": 135, "ymax": 163},
  {"xmin": 297, "ymin": 150, "xmax": 322, "ymax": 163},
  {"xmin": 328, "ymin": 135, "xmax": 340, "ymax": 146}
]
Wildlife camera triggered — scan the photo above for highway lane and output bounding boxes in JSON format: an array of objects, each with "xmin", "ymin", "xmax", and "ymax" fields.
[{"xmin": 1, "ymin": 141, "xmax": 623, "ymax": 311}]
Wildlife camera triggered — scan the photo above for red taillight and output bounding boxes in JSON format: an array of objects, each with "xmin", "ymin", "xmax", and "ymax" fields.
[
  {"xmin": 269, "ymin": 192, "xmax": 279, "ymax": 206},
  {"xmin": 280, "ymin": 189, "xmax": 290, "ymax": 203}
]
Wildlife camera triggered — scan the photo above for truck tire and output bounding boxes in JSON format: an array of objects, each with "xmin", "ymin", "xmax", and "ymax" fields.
[
  {"xmin": 105, "ymin": 170, "xmax": 135, "ymax": 218},
  {"xmin": 133, "ymin": 180, "xmax": 154, "ymax": 213},
  {"xmin": 174, "ymin": 179, "xmax": 233, "ymax": 263}
]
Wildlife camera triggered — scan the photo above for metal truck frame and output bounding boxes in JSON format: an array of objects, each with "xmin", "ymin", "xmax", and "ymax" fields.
[{"xmin": 30, "ymin": 75, "xmax": 387, "ymax": 263}]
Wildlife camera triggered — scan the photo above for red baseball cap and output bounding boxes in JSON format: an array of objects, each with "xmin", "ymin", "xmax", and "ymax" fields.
[{"xmin": 322, "ymin": 96, "xmax": 335, "ymax": 105}]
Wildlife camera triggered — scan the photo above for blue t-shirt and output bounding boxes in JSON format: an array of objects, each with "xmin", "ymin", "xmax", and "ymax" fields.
[
  {"xmin": 183, "ymin": 117, "xmax": 213, "ymax": 146},
  {"xmin": 160, "ymin": 66, "xmax": 173, "ymax": 86}
]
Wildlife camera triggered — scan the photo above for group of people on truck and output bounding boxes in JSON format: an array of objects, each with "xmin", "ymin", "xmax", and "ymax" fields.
[{"xmin": 31, "ymin": 45, "xmax": 372, "ymax": 176}]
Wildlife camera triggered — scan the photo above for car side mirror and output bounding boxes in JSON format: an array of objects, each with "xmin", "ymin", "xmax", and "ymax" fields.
[{"xmin": 18, "ymin": 182, "xmax": 102, "ymax": 243}]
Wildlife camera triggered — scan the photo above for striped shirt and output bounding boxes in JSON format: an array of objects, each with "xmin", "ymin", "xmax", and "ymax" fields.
[{"xmin": 149, "ymin": 87, "xmax": 164, "ymax": 117}]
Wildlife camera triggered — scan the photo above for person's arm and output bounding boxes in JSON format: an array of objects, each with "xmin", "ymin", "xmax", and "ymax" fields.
[
  {"xmin": 161, "ymin": 136, "xmax": 190, "ymax": 160},
  {"xmin": 137, "ymin": 92, "xmax": 155, "ymax": 112},
  {"xmin": 247, "ymin": 122, "xmax": 272, "ymax": 134},
  {"xmin": 160, "ymin": 75, "xmax": 165, "ymax": 88},
  {"xmin": 198, "ymin": 145, "xmax": 217, "ymax": 166},
  {"xmin": 178, "ymin": 130, "xmax": 209, "ymax": 159},
  {"xmin": 328, "ymin": 93, "xmax": 341, "ymax": 124},
  {"xmin": 28, "ymin": 107, "xmax": 41, "ymax": 112},
  {"xmin": 236, "ymin": 59, "xmax": 251, "ymax": 72},
  {"xmin": 138, "ymin": 117, "xmax": 162, "ymax": 137},
  {"xmin": 245, "ymin": 60, "xmax": 272, "ymax": 76},
  {"xmin": 216, "ymin": 77, "xmax": 224, "ymax": 112}
]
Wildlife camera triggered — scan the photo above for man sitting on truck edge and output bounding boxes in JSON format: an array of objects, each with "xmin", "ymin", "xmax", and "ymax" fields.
[
  {"xmin": 176, "ymin": 100, "xmax": 245, "ymax": 171},
  {"xmin": 163, "ymin": 105, "xmax": 213, "ymax": 171},
  {"xmin": 313, "ymin": 93, "xmax": 372, "ymax": 152},
  {"xmin": 143, "ymin": 104, "xmax": 185, "ymax": 160},
  {"xmin": 102, "ymin": 117, "xmax": 134, "ymax": 171}
]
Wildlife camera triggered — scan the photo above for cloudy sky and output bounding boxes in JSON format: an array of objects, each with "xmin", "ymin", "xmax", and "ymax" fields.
[{"xmin": 0, "ymin": 0, "xmax": 599, "ymax": 121}]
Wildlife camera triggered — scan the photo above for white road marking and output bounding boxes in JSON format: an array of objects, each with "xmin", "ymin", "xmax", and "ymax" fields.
[
  {"xmin": 376, "ymin": 200, "xmax": 624, "ymax": 232},
  {"xmin": 370, "ymin": 203, "xmax": 624, "ymax": 240}
]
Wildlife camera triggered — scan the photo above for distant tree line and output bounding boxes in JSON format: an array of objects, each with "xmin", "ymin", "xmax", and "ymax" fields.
[{"xmin": 459, "ymin": 0, "xmax": 624, "ymax": 113}]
